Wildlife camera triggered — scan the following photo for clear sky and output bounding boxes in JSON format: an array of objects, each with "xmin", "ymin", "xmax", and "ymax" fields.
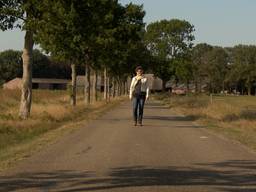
[{"xmin": 0, "ymin": 0, "xmax": 256, "ymax": 51}]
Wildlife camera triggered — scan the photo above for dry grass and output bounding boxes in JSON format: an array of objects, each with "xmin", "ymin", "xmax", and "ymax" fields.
[
  {"xmin": 0, "ymin": 89, "xmax": 124, "ymax": 167},
  {"xmin": 155, "ymin": 93, "xmax": 256, "ymax": 150}
]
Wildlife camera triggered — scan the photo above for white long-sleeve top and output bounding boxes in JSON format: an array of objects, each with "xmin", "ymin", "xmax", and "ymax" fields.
[{"xmin": 129, "ymin": 76, "xmax": 150, "ymax": 99}]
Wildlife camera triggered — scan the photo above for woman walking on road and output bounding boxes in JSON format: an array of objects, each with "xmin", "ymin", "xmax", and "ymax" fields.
[{"xmin": 129, "ymin": 66, "xmax": 150, "ymax": 126}]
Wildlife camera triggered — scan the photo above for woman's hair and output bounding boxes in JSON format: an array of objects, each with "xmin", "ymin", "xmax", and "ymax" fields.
[{"xmin": 135, "ymin": 66, "xmax": 143, "ymax": 72}]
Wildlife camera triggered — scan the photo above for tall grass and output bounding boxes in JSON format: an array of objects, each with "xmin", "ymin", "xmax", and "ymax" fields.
[
  {"xmin": 155, "ymin": 93, "xmax": 256, "ymax": 150},
  {"xmin": 0, "ymin": 89, "xmax": 116, "ymax": 158}
]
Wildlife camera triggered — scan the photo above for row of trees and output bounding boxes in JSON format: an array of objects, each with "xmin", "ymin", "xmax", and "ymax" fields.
[
  {"xmin": 190, "ymin": 44, "xmax": 256, "ymax": 95},
  {"xmin": 143, "ymin": 19, "xmax": 256, "ymax": 95},
  {"xmin": 0, "ymin": 50, "xmax": 22, "ymax": 85},
  {"xmin": 0, "ymin": 0, "xmax": 148, "ymax": 119},
  {"xmin": 1, "ymin": 0, "xmax": 256, "ymax": 120}
]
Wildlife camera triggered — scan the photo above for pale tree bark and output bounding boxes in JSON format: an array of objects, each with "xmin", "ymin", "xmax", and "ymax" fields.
[
  {"xmin": 124, "ymin": 81, "xmax": 127, "ymax": 96},
  {"xmin": 70, "ymin": 63, "xmax": 77, "ymax": 106},
  {"xmin": 85, "ymin": 64, "xmax": 91, "ymax": 104},
  {"xmin": 125, "ymin": 79, "xmax": 129, "ymax": 96},
  {"xmin": 123, "ymin": 81, "xmax": 126, "ymax": 95},
  {"xmin": 118, "ymin": 80, "xmax": 121, "ymax": 96},
  {"xmin": 92, "ymin": 69, "xmax": 98, "ymax": 103},
  {"xmin": 121, "ymin": 81, "xmax": 124, "ymax": 95},
  {"xmin": 247, "ymin": 76, "xmax": 252, "ymax": 96},
  {"xmin": 103, "ymin": 67, "xmax": 108, "ymax": 101},
  {"xmin": 247, "ymin": 84, "xmax": 252, "ymax": 96},
  {"xmin": 107, "ymin": 76, "xmax": 110, "ymax": 102},
  {"xmin": 122, "ymin": 81, "xmax": 125, "ymax": 95},
  {"xmin": 120, "ymin": 81, "xmax": 123, "ymax": 95},
  {"xmin": 112, "ymin": 78, "xmax": 116, "ymax": 98},
  {"xmin": 19, "ymin": 31, "xmax": 34, "ymax": 119},
  {"xmin": 222, "ymin": 81, "xmax": 225, "ymax": 94},
  {"xmin": 117, "ymin": 80, "xmax": 120, "ymax": 96}
]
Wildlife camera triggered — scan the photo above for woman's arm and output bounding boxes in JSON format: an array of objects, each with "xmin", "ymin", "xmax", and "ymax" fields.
[{"xmin": 146, "ymin": 78, "xmax": 150, "ymax": 100}]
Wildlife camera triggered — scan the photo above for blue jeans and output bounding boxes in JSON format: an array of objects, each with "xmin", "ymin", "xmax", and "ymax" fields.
[{"xmin": 132, "ymin": 96, "xmax": 146, "ymax": 122}]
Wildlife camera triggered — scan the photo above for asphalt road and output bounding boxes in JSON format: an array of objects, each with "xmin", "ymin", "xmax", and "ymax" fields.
[{"xmin": 0, "ymin": 99, "xmax": 256, "ymax": 192}]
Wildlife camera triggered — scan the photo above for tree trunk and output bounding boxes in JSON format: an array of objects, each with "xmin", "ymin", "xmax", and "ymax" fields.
[
  {"xmin": 112, "ymin": 79, "xmax": 116, "ymax": 98},
  {"xmin": 247, "ymin": 77, "xmax": 252, "ymax": 96},
  {"xmin": 122, "ymin": 81, "xmax": 126, "ymax": 95},
  {"xmin": 19, "ymin": 31, "xmax": 34, "ymax": 119},
  {"xmin": 186, "ymin": 80, "xmax": 189, "ymax": 94},
  {"xmin": 121, "ymin": 81, "xmax": 124, "ymax": 95},
  {"xmin": 107, "ymin": 76, "xmax": 110, "ymax": 102},
  {"xmin": 199, "ymin": 78, "xmax": 202, "ymax": 93},
  {"xmin": 119, "ymin": 81, "xmax": 122, "ymax": 96},
  {"xmin": 85, "ymin": 64, "xmax": 91, "ymax": 104},
  {"xmin": 222, "ymin": 81, "xmax": 225, "ymax": 93},
  {"xmin": 70, "ymin": 63, "xmax": 77, "ymax": 106},
  {"xmin": 162, "ymin": 80, "xmax": 166, "ymax": 92},
  {"xmin": 120, "ymin": 81, "xmax": 123, "ymax": 95},
  {"xmin": 248, "ymin": 83, "xmax": 252, "ymax": 96},
  {"xmin": 195, "ymin": 77, "xmax": 198, "ymax": 94},
  {"xmin": 124, "ymin": 80, "xmax": 128, "ymax": 96},
  {"xmin": 117, "ymin": 80, "xmax": 121, "ymax": 96},
  {"xmin": 209, "ymin": 81, "xmax": 213, "ymax": 94},
  {"xmin": 92, "ymin": 69, "xmax": 98, "ymax": 103},
  {"xmin": 104, "ymin": 67, "xmax": 107, "ymax": 101}
]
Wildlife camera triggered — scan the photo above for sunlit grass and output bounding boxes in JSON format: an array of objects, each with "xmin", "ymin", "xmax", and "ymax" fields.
[
  {"xmin": 155, "ymin": 93, "xmax": 256, "ymax": 150},
  {"xmin": 0, "ymin": 89, "xmax": 120, "ymax": 159}
]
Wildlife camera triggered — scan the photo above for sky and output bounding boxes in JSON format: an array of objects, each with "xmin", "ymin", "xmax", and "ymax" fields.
[{"xmin": 0, "ymin": 0, "xmax": 256, "ymax": 51}]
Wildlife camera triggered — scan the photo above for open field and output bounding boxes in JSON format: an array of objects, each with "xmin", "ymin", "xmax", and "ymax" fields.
[
  {"xmin": 0, "ymin": 89, "xmax": 123, "ymax": 170},
  {"xmin": 154, "ymin": 93, "xmax": 256, "ymax": 151}
]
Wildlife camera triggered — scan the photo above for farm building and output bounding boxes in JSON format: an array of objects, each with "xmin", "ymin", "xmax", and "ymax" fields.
[
  {"xmin": 76, "ymin": 75, "xmax": 103, "ymax": 91},
  {"xmin": 144, "ymin": 74, "xmax": 163, "ymax": 92},
  {"xmin": 166, "ymin": 80, "xmax": 208, "ymax": 95},
  {"xmin": 3, "ymin": 74, "xmax": 164, "ymax": 92},
  {"xmin": 3, "ymin": 78, "xmax": 70, "ymax": 90},
  {"xmin": 77, "ymin": 74, "xmax": 164, "ymax": 92},
  {"xmin": 3, "ymin": 78, "xmax": 22, "ymax": 90}
]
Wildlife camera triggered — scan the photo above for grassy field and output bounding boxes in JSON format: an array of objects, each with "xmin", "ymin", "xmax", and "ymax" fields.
[
  {"xmin": 155, "ymin": 93, "xmax": 256, "ymax": 151},
  {"xmin": 0, "ymin": 89, "xmax": 123, "ymax": 170}
]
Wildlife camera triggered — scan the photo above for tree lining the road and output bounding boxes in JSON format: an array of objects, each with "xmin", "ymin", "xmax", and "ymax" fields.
[
  {"xmin": 0, "ymin": 0, "xmax": 147, "ymax": 118},
  {"xmin": 0, "ymin": 0, "xmax": 47, "ymax": 119},
  {"xmin": 1, "ymin": 0, "xmax": 256, "ymax": 121}
]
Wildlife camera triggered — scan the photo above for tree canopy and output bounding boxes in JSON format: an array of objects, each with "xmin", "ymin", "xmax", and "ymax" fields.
[{"xmin": 145, "ymin": 19, "xmax": 195, "ymax": 89}]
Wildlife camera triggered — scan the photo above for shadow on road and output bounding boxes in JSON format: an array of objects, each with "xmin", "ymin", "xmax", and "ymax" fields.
[
  {"xmin": 144, "ymin": 102, "xmax": 170, "ymax": 110},
  {"xmin": 144, "ymin": 115, "xmax": 200, "ymax": 121},
  {"xmin": 1, "ymin": 160, "xmax": 255, "ymax": 192},
  {"xmin": 143, "ymin": 124, "xmax": 204, "ymax": 128}
]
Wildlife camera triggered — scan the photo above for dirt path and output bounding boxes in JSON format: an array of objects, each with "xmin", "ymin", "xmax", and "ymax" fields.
[{"xmin": 0, "ymin": 100, "xmax": 256, "ymax": 192}]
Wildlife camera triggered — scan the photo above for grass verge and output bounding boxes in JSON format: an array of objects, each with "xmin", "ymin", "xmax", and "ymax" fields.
[
  {"xmin": 153, "ymin": 93, "xmax": 256, "ymax": 151},
  {"xmin": 0, "ymin": 89, "xmax": 125, "ymax": 171}
]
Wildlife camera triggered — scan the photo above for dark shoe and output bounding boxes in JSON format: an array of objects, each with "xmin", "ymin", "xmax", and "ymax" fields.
[
  {"xmin": 134, "ymin": 121, "xmax": 137, "ymax": 126},
  {"xmin": 138, "ymin": 121, "xmax": 143, "ymax": 126}
]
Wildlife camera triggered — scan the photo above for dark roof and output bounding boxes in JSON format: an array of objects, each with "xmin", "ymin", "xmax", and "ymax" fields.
[{"xmin": 32, "ymin": 78, "xmax": 70, "ymax": 84}]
